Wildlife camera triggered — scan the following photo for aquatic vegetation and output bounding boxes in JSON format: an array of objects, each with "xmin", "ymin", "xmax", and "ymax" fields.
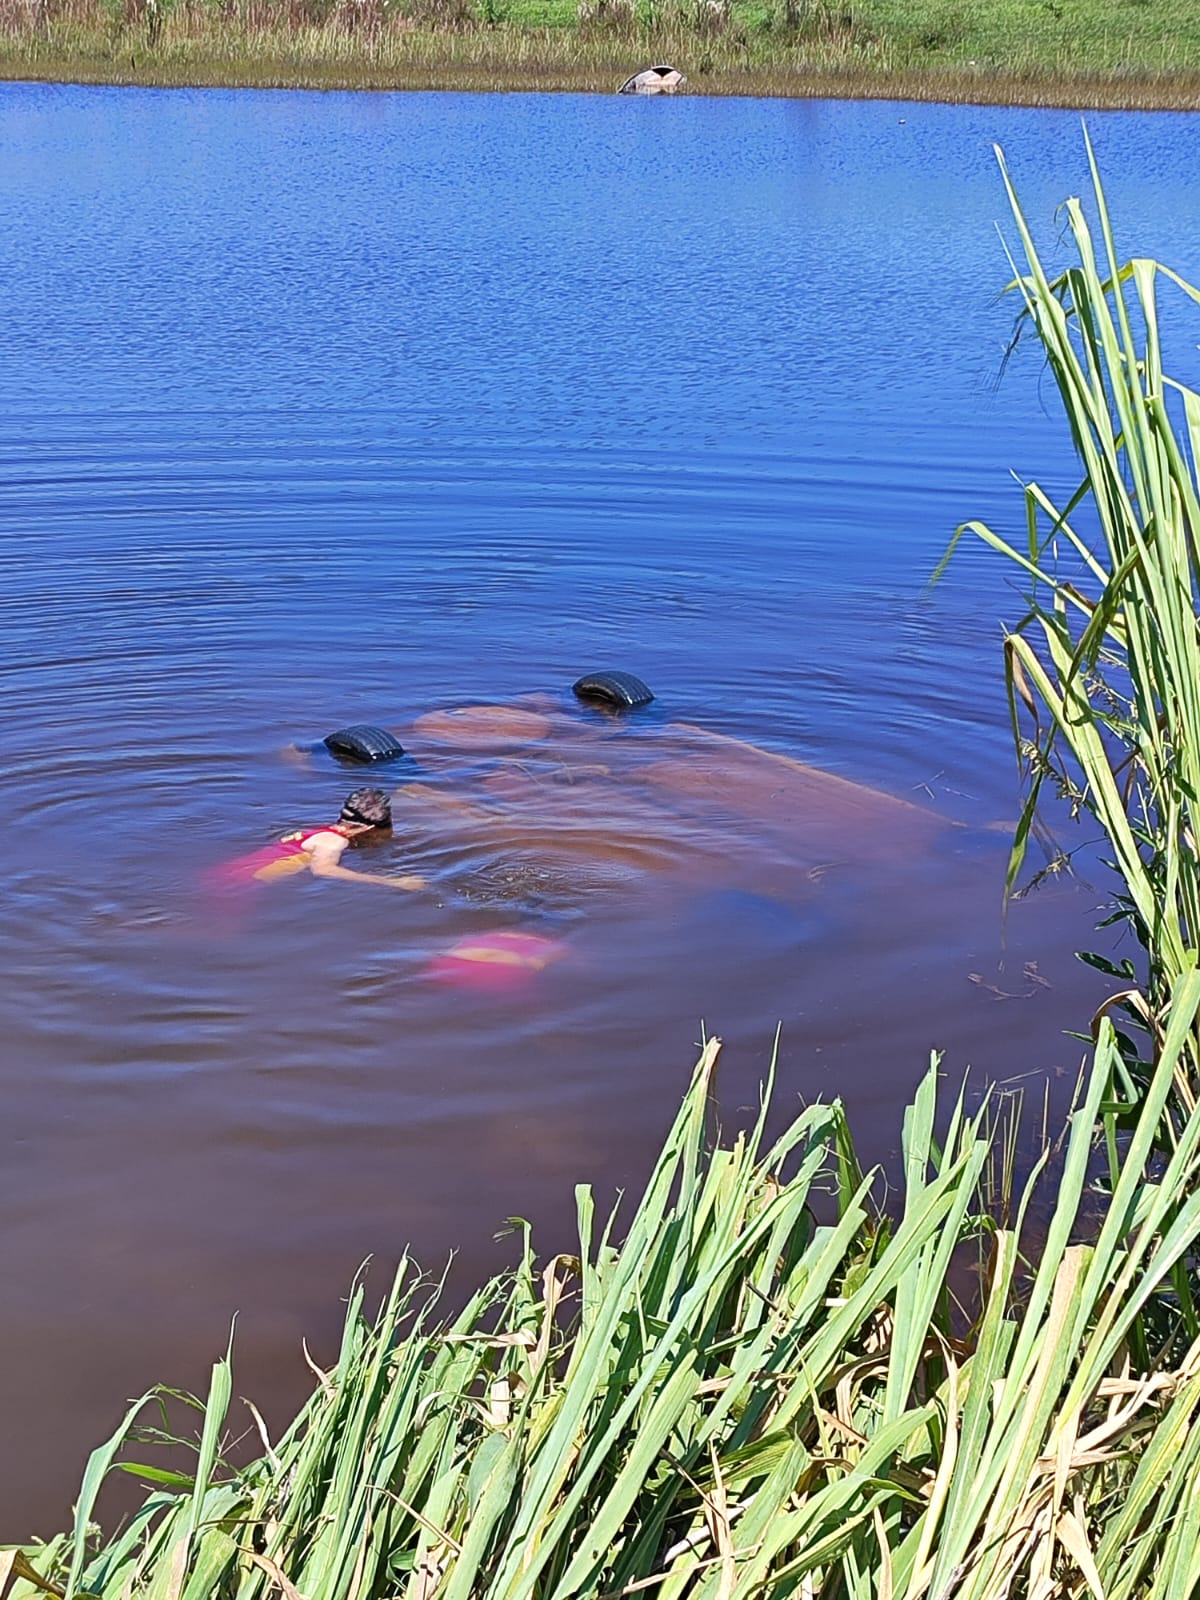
[
  {"xmin": 10, "ymin": 1005, "xmax": 1200, "ymax": 1599},
  {"xmin": 941, "ymin": 136, "xmax": 1200, "ymax": 1124}
]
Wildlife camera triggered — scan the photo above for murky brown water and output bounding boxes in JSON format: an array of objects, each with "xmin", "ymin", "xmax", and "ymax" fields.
[
  {"xmin": 7, "ymin": 84, "xmax": 1197, "ymax": 1534},
  {"xmin": 0, "ymin": 690, "xmax": 1111, "ymax": 1534}
]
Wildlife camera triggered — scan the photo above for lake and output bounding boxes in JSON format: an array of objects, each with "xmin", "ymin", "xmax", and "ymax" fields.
[{"xmin": 3, "ymin": 81, "xmax": 1200, "ymax": 1534}]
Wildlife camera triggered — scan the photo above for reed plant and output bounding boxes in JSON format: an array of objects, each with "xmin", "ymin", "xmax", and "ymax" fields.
[
  {"xmin": 10, "ymin": 1008, "xmax": 1200, "ymax": 1600},
  {"xmin": 940, "ymin": 135, "xmax": 1200, "ymax": 1130}
]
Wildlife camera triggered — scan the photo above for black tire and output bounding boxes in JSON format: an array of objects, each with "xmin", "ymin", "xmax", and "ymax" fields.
[
  {"xmin": 323, "ymin": 724, "xmax": 406, "ymax": 763},
  {"xmin": 571, "ymin": 671, "xmax": 655, "ymax": 710}
]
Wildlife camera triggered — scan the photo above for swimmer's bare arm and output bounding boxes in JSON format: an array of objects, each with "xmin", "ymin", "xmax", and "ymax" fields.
[
  {"xmin": 306, "ymin": 836, "xmax": 426, "ymax": 891},
  {"xmin": 311, "ymin": 859, "xmax": 428, "ymax": 890}
]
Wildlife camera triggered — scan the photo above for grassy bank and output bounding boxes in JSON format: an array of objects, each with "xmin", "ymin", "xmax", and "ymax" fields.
[{"xmin": 4, "ymin": 0, "xmax": 1200, "ymax": 103}]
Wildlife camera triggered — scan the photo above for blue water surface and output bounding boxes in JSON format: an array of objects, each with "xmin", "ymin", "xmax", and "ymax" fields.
[{"xmin": 3, "ymin": 82, "xmax": 1200, "ymax": 1533}]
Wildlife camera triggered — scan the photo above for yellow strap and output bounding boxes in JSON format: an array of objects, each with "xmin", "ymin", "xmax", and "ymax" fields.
[{"xmin": 252, "ymin": 854, "xmax": 312, "ymax": 882}]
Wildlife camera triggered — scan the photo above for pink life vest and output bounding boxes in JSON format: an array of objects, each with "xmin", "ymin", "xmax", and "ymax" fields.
[{"xmin": 205, "ymin": 827, "xmax": 346, "ymax": 890}]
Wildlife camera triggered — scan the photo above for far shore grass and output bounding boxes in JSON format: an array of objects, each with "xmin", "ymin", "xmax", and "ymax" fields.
[{"xmin": 4, "ymin": 0, "xmax": 1200, "ymax": 104}]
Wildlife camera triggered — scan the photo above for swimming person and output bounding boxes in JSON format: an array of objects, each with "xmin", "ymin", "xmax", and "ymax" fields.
[{"xmin": 211, "ymin": 788, "xmax": 426, "ymax": 891}]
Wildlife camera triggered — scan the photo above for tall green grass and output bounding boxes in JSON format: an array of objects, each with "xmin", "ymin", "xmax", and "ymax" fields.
[
  {"xmin": 940, "ymin": 134, "xmax": 1200, "ymax": 1125},
  {"xmin": 10, "ymin": 1011, "xmax": 1200, "ymax": 1600}
]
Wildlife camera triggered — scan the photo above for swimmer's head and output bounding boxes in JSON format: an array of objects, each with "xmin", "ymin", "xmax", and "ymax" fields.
[{"xmin": 339, "ymin": 788, "xmax": 392, "ymax": 830}]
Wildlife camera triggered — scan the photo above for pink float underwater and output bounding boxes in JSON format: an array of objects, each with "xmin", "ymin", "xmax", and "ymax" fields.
[{"xmin": 424, "ymin": 930, "xmax": 564, "ymax": 991}]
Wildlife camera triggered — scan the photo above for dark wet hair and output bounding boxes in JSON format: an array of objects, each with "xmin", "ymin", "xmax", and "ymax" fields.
[{"xmin": 339, "ymin": 788, "xmax": 392, "ymax": 828}]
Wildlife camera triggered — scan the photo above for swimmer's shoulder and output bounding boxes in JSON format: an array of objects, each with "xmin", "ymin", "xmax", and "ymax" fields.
[{"xmin": 293, "ymin": 826, "xmax": 348, "ymax": 853}]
